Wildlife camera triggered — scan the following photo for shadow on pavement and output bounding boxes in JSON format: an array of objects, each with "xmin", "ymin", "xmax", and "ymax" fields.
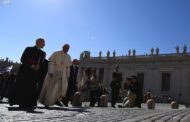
[
  {"xmin": 7, "ymin": 107, "xmax": 44, "ymax": 113},
  {"xmin": 0, "ymin": 101, "xmax": 9, "ymax": 104},
  {"xmin": 37, "ymin": 106, "xmax": 90, "ymax": 113}
]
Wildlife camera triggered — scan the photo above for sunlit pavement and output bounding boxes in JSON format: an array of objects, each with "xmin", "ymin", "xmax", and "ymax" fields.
[{"xmin": 0, "ymin": 99, "xmax": 190, "ymax": 122}]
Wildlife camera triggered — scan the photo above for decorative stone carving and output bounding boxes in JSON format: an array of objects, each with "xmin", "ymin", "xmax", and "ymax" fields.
[
  {"xmin": 107, "ymin": 51, "xmax": 110, "ymax": 58},
  {"xmin": 128, "ymin": 49, "xmax": 131, "ymax": 56},
  {"xmin": 176, "ymin": 46, "xmax": 179, "ymax": 54},
  {"xmin": 132, "ymin": 49, "xmax": 136, "ymax": 56},
  {"xmin": 5, "ymin": 57, "xmax": 9, "ymax": 62},
  {"xmin": 99, "ymin": 51, "xmax": 102, "ymax": 58},
  {"xmin": 83, "ymin": 51, "xmax": 91, "ymax": 58},
  {"xmin": 156, "ymin": 48, "xmax": 159, "ymax": 55},
  {"xmin": 151, "ymin": 48, "xmax": 154, "ymax": 55},
  {"xmin": 113, "ymin": 50, "xmax": 116, "ymax": 58},
  {"xmin": 147, "ymin": 99, "xmax": 155, "ymax": 109},
  {"xmin": 183, "ymin": 45, "xmax": 187, "ymax": 54},
  {"xmin": 171, "ymin": 101, "xmax": 179, "ymax": 109},
  {"xmin": 80, "ymin": 52, "xmax": 84, "ymax": 59}
]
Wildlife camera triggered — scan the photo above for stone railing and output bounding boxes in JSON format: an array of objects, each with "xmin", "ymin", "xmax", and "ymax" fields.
[{"xmin": 82, "ymin": 52, "xmax": 190, "ymax": 61}]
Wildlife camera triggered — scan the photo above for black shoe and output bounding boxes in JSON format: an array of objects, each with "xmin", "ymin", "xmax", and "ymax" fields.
[
  {"xmin": 62, "ymin": 101, "xmax": 68, "ymax": 107},
  {"xmin": 9, "ymin": 101, "xmax": 13, "ymax": 106},
  {"xmin": 19, "ymin": 105, "xmax": 36, "ymax": 110},
  {"xmin": 63, "ymin": 103, "xmax": 68, "ymax": 107},
  {"xmin": 55, "ymin": 101, "xmax": 63, "ymax": 107},
  {"xmin": 44, "ymin": 105, "xmax": 49, "ymax": 108},
  {"xmin": 90, "ymin": 104, "xmax": 95, "ymax": 107},
  {"xmin": 0, "ymin": 99, "xmax": 3, "ymax": 103}
]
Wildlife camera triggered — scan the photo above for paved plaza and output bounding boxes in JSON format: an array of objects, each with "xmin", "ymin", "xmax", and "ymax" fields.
[{"xmin": 0, "ymin": 99, "xmax": 190, "ymax": 122}]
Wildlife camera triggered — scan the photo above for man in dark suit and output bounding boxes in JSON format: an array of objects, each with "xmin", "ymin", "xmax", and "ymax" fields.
[
  {"xmin": 9, "ymin": 38, "xmax": 45, "ymax": 109},
  {"xmin": 110, "ymin": 66, "xmax": 122, "ymax": 107},
  {"xmin": 132, "ymin": 75, "xmax": 143, "ymax": 108},
  {"xmin": 110, "ymin": 72, "xmax": 121, "ymax": 108},
  {"xmin": 62, "ymin": 59, "xmax": 79, "ymax": 106},
  {"xmin": 112, "ymin": 66, "xmax": 123, "ymax": 87}
]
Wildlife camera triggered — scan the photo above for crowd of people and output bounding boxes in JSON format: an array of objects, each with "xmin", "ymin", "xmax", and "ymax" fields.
[
  {"xmin": 6, "ymin": 38, "xmax": 73, "ymax": 109},
  {"xmin": 111, "ymin": 66, "xmax": 143, "ymax": 108},
  {"xmin": 0, "ymin": 37, "xmax": 147, "ymax": 110},
  {"xmin": 0, "ymin": 72, "xmax": 16, "ymax": 101}
]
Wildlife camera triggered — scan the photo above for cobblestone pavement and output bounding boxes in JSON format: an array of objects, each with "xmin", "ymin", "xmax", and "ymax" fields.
[{"xmin": 0, "ymin": 100, "xmax": 190, "ymax": 122}]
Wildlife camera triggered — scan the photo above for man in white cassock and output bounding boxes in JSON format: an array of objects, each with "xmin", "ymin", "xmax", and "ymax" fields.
[{"xmin": 39, "ymin": 44, "xmax": 71, "ymax": 106}]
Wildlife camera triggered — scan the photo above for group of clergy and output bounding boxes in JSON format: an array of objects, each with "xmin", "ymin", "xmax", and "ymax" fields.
[{"xmin": 8, "ymin": 38, "xmax": 78, "ymax": 109}]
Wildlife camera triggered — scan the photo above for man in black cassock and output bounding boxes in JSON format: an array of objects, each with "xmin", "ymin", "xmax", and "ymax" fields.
[{"xmin": 9, "ymin": 38, "xmax": 45, "ymax": 109}]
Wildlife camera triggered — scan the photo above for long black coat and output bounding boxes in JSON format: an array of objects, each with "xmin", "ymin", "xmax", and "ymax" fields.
[
  {"xmin": 62, "ymin": 65, "xmax": 79, "ymax": 105},
  {"xmin": 9, "ymin": 46, "xmax": 45, "ymax": 106},
  {"xmin": 67, "ymin": 65, "xmax": 79, "ymax": 95}
]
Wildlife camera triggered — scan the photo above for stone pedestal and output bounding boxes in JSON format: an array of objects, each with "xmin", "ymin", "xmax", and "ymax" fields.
[
  {"xmin": 100, "ymin": 95, "xmax": 108, "ymax": 107},
  {"xmin": 72, "ymin": 92, "xmax": 82, "ymax": 107},
  {"xmin": 171, "ymin": 101, "xmax": 179, "ymax": 109},
  {"xmin": 147, "ymin": 99, "xmax": 155, "ymax": 109}
]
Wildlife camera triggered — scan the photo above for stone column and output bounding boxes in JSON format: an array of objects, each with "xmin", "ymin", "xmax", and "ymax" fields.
[{"xmin": 77, "ymin": 66, "xmax": 86, "ymax": 90}]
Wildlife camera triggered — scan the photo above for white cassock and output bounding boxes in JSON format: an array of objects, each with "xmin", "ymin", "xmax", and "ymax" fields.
[{"xmin": 39, "ymin": 51, "xmax": 71, "ymax": 106}]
